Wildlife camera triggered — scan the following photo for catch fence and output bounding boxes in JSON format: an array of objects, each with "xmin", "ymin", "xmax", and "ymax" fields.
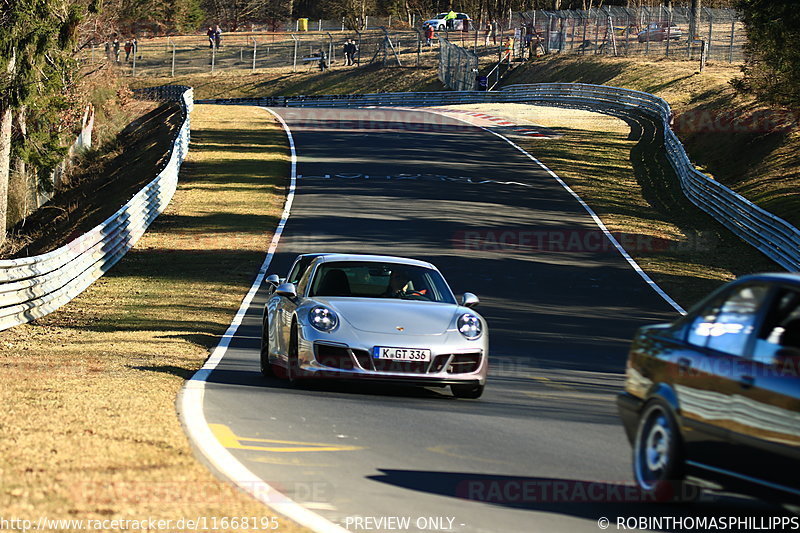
[{"xmin": 514, "ymin": 7, "xmax": 744, "ymax": 62}]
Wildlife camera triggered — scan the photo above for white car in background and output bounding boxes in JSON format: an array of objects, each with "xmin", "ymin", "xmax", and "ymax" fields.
[{"xmin": 422, "ymin": 12, "xmax": 472, "ymax": 31}]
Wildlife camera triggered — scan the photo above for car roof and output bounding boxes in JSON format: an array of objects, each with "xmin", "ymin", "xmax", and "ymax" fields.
[
  {"xmin": 735, "ymin": 272, "xmax": 800, "ymax": 286},
  {"xmin": 313, "ymin": 253, "xmax": 437, "ymax": 270}
]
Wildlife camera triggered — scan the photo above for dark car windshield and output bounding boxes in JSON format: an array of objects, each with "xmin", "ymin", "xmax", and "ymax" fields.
[{"xmin": 310, "ymin": 262, "xmax": 456, "ymax": 304}]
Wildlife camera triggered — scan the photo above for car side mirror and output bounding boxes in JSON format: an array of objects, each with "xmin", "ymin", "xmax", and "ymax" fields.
[
  {"xmin": 266, "ymin": 274, "xmax": 280, "ymax": 285},
  {"xmin": 461, "ymin": 292, "xmax": 479, "ymax": 308},
  {"xmin": 275, "ymin": 283, "xmax": 297, "ymax": 299}
]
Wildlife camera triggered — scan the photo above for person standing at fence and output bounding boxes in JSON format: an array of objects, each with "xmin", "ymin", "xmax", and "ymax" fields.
[
  {"xmin": 344, "ymin": 39, "xmax": 357, "ymax": 66},
  {"xmin": 425, "ymin": 24, "xmax": 435, "ymax": 46},
  {"xmin": 207, "ymin": 27, "xmax": 214, "ymax": 48},
  {"xmin": 445, "ymin": 10, "xmax": 457, "ymax": 30},
  {"xmin": 483, "ymin": 21, "xmax": 492, "ymax": 46},
  {"xmin": 318, "ymin": 49, "xmax": 328, "ymax": 72},
  {"xmin": 502, "ymin": 36, "xmax": 513, "ymax": 61},
  {"xmin": 112, "ymin": 36, "xmax": 120, "ymax": 63},
  {"xmin": 214, "ymin": 25, "xmax": 222, "ymax": 48},
  {"xmin": 124, "ymin": 39, "xmax": 132, "ymax": 62}
]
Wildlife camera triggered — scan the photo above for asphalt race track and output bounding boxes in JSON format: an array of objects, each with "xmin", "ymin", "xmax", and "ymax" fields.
[{"xmin": 198, "ymin": 107, "xmax": 780, "ymax": 532}]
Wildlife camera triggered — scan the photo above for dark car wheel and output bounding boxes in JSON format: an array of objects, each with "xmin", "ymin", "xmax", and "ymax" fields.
[
  {"xmin": 260, "ymin": 314, "xmax": 273, "ymax": 378},
  {"xmin": 451, "ymin": 383, "xmax": 484, "ymax": 399},
  {"xmin": 633, "ymin": 400, "xmax": 693, "ymax": 501}
]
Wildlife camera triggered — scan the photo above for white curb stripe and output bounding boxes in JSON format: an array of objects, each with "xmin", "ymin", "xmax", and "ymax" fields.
[
  {"xmin": 177, "ymin": 107, "xmax": 349, "ymax": 533},
  {"xmin": 424, "ymin": 108, "xmax": 686, "ymax": 315}
]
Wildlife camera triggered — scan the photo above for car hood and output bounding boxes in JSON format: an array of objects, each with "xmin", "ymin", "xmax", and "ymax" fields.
[{"xmin": 316, "ymin": 298, "xmax": 459, "ymax": 335}]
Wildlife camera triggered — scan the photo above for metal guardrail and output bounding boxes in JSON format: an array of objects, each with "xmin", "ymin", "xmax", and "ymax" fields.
[
  {"xmin": 0, "ymin": 86, "xmax": 193, "ymax": 331},
  {"xmin": 198, "ymin": 83, "xmax": 800, "ymax": 272}
]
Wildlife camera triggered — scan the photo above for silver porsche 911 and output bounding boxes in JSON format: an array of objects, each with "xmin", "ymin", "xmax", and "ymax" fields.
[{"xmin": 260, "ymin": 253, "xmax": 488, "ymax": 398}]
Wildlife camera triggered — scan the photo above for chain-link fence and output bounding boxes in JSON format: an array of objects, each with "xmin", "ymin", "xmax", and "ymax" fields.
[
  {"xmin": 438, "ymin": 38, "xmax": 478, "ymax": 91},
  {"xmin": 514, "ymin": 7, "xmax": 744, "ymax": 63},
  {"xmin": 80, "ymin": 29, "xmax": 444, "ymax": 77}
]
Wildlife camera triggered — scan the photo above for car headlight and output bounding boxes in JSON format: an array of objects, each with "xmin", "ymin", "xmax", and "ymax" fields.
[
  {"xmin": 457, "ymin": 313, "xmax": 482, "ymax": 340},
  {"xmin": 309, "ymin": 306, "xmax": 338, "ymax": 332}
]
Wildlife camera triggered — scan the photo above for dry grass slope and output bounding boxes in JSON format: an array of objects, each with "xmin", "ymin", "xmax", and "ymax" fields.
[{"xmin": 0, "ymin": 105, "xmax": 305, "ymax": 531}]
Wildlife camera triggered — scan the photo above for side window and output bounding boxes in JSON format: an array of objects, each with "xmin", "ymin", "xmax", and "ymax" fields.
[
  {"xmin": 295, "ymin": 261, "xmax": 316, "ymax": 296},
  {"xmin": 286, "ymin": 261, "xmax": 302, "ymax": 285},
  {"xmin": 686, "ymin": 284, "xmax": 769, "ymax": 357},
  {"xmin": 287, "ymin": 256, "xmax": 315, "ymax": 285},
  {"xmin": 753, "ymin": 288, "xmax": 800, "ymax": 363}
]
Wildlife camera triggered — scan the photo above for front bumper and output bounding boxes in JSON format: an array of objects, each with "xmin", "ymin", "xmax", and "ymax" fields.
[{"xmin": 296, "ymin": 325, "xmax": 488, "ymax": 386}]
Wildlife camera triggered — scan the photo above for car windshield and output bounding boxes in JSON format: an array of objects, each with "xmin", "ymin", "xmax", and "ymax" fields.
[{"xmin": 310, "ymin": 261, "xmax": 456, "ymax": 304}]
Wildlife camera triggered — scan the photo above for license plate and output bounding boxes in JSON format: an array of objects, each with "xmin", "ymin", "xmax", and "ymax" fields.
[{"xmin": 373, "ymin": 346, "xmax": 431, "ymax": 362}]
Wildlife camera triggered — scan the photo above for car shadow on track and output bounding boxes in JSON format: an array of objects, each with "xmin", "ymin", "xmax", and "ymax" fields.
[
  {"xmin": 206, "ymin": 367, "xmax": 455, "ymax": 400},
  {"xmin": 366, "ymin": 469, "xmax": 790, "ymax": 528}
]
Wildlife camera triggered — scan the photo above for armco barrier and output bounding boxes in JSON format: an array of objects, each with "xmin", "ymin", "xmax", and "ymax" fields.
[
  {"xmin": 0, "ymin": 86, "xmax": 193, "ymax": 331},
  {"xmin": 197, "ymin": 84, "xmax": 800, "ymax": 271}
]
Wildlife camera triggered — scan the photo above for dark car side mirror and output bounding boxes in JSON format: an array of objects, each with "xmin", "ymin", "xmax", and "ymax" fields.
[
  {"xmin": 773, "ymin": 347, "xmax": 800, "ymax": 364},
  {"xmin": 266, "ymin": 274, "xmax": 280, "ymax": 285}
]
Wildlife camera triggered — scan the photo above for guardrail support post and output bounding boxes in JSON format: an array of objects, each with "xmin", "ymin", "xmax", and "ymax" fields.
[{"xmin": 252, "ymin": 37, "xmax": 258, "ymax": 72}]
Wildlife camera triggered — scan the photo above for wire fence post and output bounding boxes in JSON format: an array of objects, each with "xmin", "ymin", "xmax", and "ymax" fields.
[
  {"xmin": 729, "ymin": 17, "xmax": 736, "ymax": 63},
  {"xmin": 327, "ymin": 32, "xmax": 334, "ymax": 64},
  {"xmin": 171, "ymin": 41, "xmax": 176, "ymax": 77},
  {"xmin": 252, "ymin": 37, "xmax": 257, "ymax": 73},
  {"xmin": 706, "ymin": 8, "xmax": 714, "ymax": 60},
  {"xmin": 211, "ymin": 41, "xmax": 216, "ymax": 73},
  {"xmin": 665, "ymin": 6, "xmax": 672, "ymax": 57},
  {"xmin": 291, "ymin": 34, "xmax": 298, "ymax": 72},
  {"xmin": 132, "ymin": 42, "xmax": 137, "ymax": 76},
  {"xmin": 415, "ymin": 28, "xmax": 422, "ymax": 67}
]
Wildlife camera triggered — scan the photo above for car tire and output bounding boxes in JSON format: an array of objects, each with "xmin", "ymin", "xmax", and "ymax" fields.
[
  {"xmin": 633, "ymin": 400, "xmax": 694, "ymax": 502},
  {"xmin": 451, "ymin": 383, "xmax": 484, "ymax": 399},
  {"xmin": 260, "ymin": 312, "xmax": 273, "ymax": 378}
]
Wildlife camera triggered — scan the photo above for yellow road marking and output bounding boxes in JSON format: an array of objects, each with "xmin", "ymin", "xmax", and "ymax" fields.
[
  {"xmin": 526, "ymin": 374, "xmax": 573, "ymax": 390},
  {"xmin": 210, "ymin": 423, "xmax": 364, "ymax": 453}
]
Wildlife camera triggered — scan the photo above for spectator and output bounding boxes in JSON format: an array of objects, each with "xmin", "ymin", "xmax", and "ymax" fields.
[
  {"xmin": 318, "ymin": 49, "xmax": 328, "ymax": 71},
  {"xmin": 206, "ymin": 27, "xmax": 214, "ymax": 49},
  {"xmin": 112, "ymin": 36, "xmax": 120, "ymax": 62},
  {"xmin": 214, "ymin": 25, "xmax": 222, "ymax": 48},
  {"xmin": 483, "ymin": 21, "xmax": 492, "ymax": 46},
  {"xmin": 124, "ymin": 40, "xmax": 132, "ymax": 61},
  {"xmin": 445, "ymin": 10, "xmax": 457, "ymax": 30},
  {"xmin": 425, "ymin": 24, "xmax": 435, "ymax": 46},
  {"xmin": 343, "ymin": 39, "xmax": 357, "ymax": 66}
]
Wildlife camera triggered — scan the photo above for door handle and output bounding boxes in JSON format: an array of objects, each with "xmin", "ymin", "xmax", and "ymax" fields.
[
  {"xmin": 677, "ymin": 357, "xmax": 692, "ymax": 371},
  {"xmin": 739, "ymin": 375, "xmax": 755, "ymax": 389}
]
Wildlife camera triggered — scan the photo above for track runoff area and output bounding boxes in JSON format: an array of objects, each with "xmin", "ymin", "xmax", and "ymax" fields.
[{"xmin": 183, "ymin": 106, "xmax": 777, "ymax": 533}]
